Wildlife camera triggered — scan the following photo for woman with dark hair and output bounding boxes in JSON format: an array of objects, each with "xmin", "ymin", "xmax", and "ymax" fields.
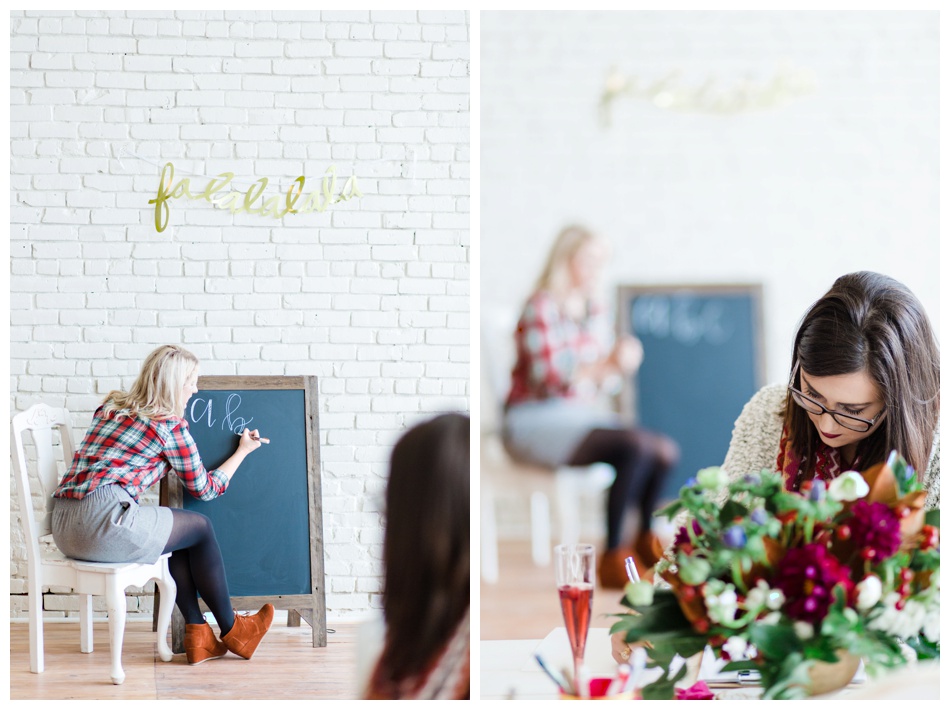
[
  {"xmin": 723, "ymin": 271, "xmax": 939, "ymax": 507},
  {"xmin": 364, "ymin": 412, "xmax": 470, "ymax": 700},
  {"xmin": 612, "ymin": 271, "xmax": 940, "ymax": 665},
  {"xmin": 503, "ymin": 225, "xmax": 679, "ymax": 588}
]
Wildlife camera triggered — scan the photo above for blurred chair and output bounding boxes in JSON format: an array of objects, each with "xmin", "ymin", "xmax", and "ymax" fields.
[
  {"xmin": 480, "ymin": 308, "xmax": 615, "ymax": 584},
  {"xmin": 11, "ymin": 403, "xmax": 176, "ymax": 685}
]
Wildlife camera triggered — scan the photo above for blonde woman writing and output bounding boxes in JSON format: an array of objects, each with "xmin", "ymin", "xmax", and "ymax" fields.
[{"xmin": 52, "ymin": 345, "xmax": 274, "ymax": 665}]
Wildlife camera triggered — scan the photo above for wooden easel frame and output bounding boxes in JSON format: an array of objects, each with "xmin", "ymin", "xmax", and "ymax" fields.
[{"xmin": 155, "ymin": 375, "xmax": 326, "ymax": 652}]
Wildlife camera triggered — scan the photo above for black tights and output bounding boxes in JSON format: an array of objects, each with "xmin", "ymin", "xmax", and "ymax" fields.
[
  {"xmin": 161, "ymin": 509, "xmax": 235, "ymax": 636},
  {"xmin": 568, "ymin": 428, "xmax": 679, "ymax": 550}
]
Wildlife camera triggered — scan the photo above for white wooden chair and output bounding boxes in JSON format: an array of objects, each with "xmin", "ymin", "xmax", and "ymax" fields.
[
  {"xmin": 11, "ymin": 403, "xmax": 177, "ymax": 685},
  {"xmin": 480, "ymin": 309, "xmax": 616, "ymax": 583}
]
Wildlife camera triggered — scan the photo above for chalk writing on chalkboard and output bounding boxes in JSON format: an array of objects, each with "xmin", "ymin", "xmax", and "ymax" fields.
[
  {"xmin": 189, "ymin": 393, "xmax": 255, "ymax": 434},
  {"xmin": 160, "ymin": 375, "xmax": 326, "ymax": 654},
  {"xmin": 631, "ymin": 294, "xmax": 734, "ymax": 346}
]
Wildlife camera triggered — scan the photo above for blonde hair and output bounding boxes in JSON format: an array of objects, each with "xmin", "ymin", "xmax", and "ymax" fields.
[
  {"xmin": 101, "ymin": 345, "xmax": 199, "ymax": 420},
  {"xmin": 533, "ymin": 224, "xmax": 602, "ymax": 300}
]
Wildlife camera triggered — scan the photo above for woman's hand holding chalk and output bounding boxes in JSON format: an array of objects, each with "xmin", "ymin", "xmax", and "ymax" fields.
[{"xmin": 237, "ymin": 429, "xmax": 270, "ymax": 444}]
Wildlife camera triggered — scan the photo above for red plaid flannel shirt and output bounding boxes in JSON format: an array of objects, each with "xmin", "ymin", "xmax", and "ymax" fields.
[
  {"xmin": 505, "ymin": 291, "xmax": 610, "ymax": 407},
  {"xmin": 53, "ymin": 406, "xmax": 229, "ymax": 502}
]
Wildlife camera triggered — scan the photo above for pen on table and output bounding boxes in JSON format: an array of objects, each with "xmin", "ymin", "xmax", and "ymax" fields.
[
  {"xmin": 237, "ymin": 432, "xmax": 271, "ymax": 444},
  {"xmin": 624, "ymin": 556, "xmax": 640, "ymax": 584},
  {"xmin": 533, "ymin": 654, "xmax": 569, "ymax": 693}
]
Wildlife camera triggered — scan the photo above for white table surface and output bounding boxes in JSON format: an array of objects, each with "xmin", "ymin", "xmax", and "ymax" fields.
[
  {"xmin": 479, "ymin": 627, "xmax": 620, "ymax": 700},
  {"xmin": 479, "ymin": 627, "xmax": 929, "ymax": 701}
]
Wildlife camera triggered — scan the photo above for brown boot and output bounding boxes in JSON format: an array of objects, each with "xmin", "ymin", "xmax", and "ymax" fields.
[
  {"xmin": 221, "ymin": 604, "xmax": 275, "ymax": 660},
  {"xmin": 634, "ymin": 530, "xmax": 665, "ymax": 571},
  {"xmin": 184, "ymin": 622, "xmax": 228, "ymax": 665},
  {"xmin": 597, "ymin": 548, "xmax": 635, "ymax": 589}
]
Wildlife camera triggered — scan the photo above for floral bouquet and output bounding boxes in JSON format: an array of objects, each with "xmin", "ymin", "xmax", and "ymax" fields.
[{"xmin": 611, "ymin": 452, "xmax": 940, "ymax": 700}]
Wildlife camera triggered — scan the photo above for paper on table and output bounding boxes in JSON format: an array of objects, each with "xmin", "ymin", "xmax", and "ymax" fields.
[
  {"xmin": 523, "ymin": 627, "xmax": 663, "ymax": 685},
  {"xmin": 522, "ymin": 628, "xmax": 616, "ymax": 675}
]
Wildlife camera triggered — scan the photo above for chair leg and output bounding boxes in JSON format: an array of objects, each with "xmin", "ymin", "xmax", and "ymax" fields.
[
  {"xmin": 529, "ymin": 491, "xmax": 552, "ymax": 566},
  {"xmin": 79, "ymin": 593, "xmax": 94, "ymax": 653},
  {"xmin": 105, "ymin": 579, "xmax": 127, "ymax": 685},
  {"xmin": 554, "ymin": 467, "xmax": 581, "ymax": 546},
  {"xmin": 154, "ymin": 559, "xmax": 176, "ymax": 663},
  {"xmin": 480, "ymin": 487, "xmax": 500, "ymax": 584},
  {"xmin": 28, "ymin": 577, "xmax": 44, "ymax": 674}
]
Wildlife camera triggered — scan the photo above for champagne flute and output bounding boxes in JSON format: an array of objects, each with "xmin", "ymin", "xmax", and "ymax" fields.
[{"xmin": 554, "ymin": 543, "xmax": 595, "ymax": 698}]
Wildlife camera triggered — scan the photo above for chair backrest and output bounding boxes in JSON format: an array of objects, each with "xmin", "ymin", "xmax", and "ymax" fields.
[{"xmin": 11, "ymin": 404, "xmax": 77, "ymax": 560}]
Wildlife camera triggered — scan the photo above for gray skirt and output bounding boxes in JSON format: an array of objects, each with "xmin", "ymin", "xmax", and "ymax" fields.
[
  {"xmin": 52, "ymin": 483, "xmax": 174, "ymax": 564},
  {"xmin": 503, "ymin": 399, "xmax": 621, "ymax": 469}
]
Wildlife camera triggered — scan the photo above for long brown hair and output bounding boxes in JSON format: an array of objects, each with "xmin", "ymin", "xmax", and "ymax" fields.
[
  {"xmin": 784, "ymin": 272, "xmax": 939, "ymax": 478},
  {"xmin": 372, "ymin": 412, "xmax": 470, "ymax": 697}
]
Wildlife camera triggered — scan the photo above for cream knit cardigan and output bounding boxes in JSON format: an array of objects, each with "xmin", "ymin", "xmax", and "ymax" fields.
[{"xmin": 721, "ymin": 383, "xmax": 940, "ymax": 511}]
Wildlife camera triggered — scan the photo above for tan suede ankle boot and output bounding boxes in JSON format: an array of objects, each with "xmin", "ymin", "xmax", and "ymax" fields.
[
  {"xmin": 222, "ymin": 603, "xmax": 275, "ymax": 660},
  {"xmin": 184, "ymin": 622, "xmax": 228, "ymax": 665}
]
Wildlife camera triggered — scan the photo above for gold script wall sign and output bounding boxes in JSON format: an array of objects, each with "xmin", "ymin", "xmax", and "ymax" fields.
[{"xmin": 148, "ymin": 162, "xmax": 363, "ymax": 233}]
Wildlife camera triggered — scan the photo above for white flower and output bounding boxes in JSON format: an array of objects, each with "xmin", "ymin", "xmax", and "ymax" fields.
[
  {"xmin": 625, "ymin": 580, "xmax": 654, "ymax": 607},
  {"xmin": 855, "ymin": 575, "xmax": 883, "ymax": 610},
  {"xmin": 868, "ymin": 592, "xmax": 901, "ymax": 634},
  {"xmin": 704, "ymin": 583, "xmax": 739, "ymax": 624},
  {"xmin": 744, "ymin": 580, "xmax": 785, "ymax": 613},
  {"xmin": 793, "ymin": 621, "xmax": 814, "ymax": 640},
  {"xmin": 696, "ymin": 466, "xmax": 729, "ymax": 491},
  {"xmin": 722, "ymin": 636, "xmax": 749, "ymax": 659},
  {"xmin": 760, "ymin": 611, "xmax": 782, "ymax": 626},
  {"xmin": 922, "ymin": 606, "xmax": 940, "ymax": 643},
  {"xmin": 868, "ymin": 594, "xmax": 928, "ymax": 639},
  {"xmin": 827, "ymin": 470, "xmax": 870, "ymax": 502},
  {"xmin": 896, "ymin": 600, "xmax": 926, "ymax": 638}
]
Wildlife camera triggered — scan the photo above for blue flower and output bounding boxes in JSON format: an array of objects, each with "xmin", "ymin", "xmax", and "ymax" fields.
[
  {"xmin": 750, "ymin": 508, "xmax": 768, "ymax": 525},
  {"xmin": 809, "ymin": 480, "xmax": 825, "ymax": 501},
  {"xmin": 723, "ymin": 525, "xmax": 747, "ymax": 548}
]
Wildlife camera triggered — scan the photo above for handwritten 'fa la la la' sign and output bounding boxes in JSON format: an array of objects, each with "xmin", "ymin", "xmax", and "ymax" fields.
[{"xmin": 148, "ymin": 162, "xmax": 363, "ymax": 233}]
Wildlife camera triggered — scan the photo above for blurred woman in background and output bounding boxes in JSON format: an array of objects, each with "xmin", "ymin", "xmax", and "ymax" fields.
[
  {"xmin": 503, "ymin": 225, "xmax": 679, "ymax": 588},
  {"xmin": 364, "ymin": 413, "xmax": 470, "ymax": 699}
]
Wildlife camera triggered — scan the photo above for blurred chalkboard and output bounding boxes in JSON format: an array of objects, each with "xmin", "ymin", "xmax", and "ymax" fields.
[
  {"xmin": 159, "ymin": 375, "xmax": 326, "ymax": 650},
  {"xmin": 618, "ymin": 285, "xmax": 764, "ymax": 500}
]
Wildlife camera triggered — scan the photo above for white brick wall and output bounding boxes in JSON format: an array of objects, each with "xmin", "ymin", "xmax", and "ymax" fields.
[
  {"xmin": 9, "ymin": 10, "xmax": 470, "ymax": 620},
  {"xmin": 481, "ymin": 11, "xmax": 939, "ymax": 390}
]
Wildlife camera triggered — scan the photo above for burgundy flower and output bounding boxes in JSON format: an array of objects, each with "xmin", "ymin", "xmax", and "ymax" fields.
[
  {"xmin": 847, "ymin": 500, "xmax": 901, "ymax": 560},
  {"xmin": 674, "ymin": 519, "xmax": 704, "ymax": 547},
  {"xmin": 771, "ymin": 543, "xmax": 853, "ymax": 624}
]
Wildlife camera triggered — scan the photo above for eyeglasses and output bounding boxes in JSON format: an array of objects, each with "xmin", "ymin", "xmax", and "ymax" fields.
[{"xmin": 787, "ymin": 362, "xmax": 886, "ymax": 433}]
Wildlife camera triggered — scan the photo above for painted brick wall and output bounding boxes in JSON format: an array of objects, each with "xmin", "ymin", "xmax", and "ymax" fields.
[{"xmin": 9, "ymin": 10, "xmax": 470, "ymax": 621}]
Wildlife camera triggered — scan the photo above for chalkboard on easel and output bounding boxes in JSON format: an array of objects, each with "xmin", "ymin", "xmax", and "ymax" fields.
[
  {"xmin": 618, "ymin": 285, "xmax": 765, "ymax": 500},
  {"xmin": 159, "ymin": 375, "xmax": 326, "ymax": 651}
]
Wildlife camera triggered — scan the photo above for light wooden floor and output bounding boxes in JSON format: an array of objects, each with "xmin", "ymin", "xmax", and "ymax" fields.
[
  {"xmin": 10, "ymin": 614, "xmax": 361, "ymax": 700},
  {"xmin": 480, "ymin": 539, "xmax": 629, "ymax": 641}
]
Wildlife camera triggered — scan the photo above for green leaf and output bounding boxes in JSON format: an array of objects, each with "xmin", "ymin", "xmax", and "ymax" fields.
[
  {"xmin": 924, "ymin": 509, "xmax": 940, "ymax": 528},
  {"xmin": 749, "ymin": 622, "xmax": 802, "ymax": 659},
  {"xmin": 719, "ymin": 499, "xmax": 750, "ymax": 525},
  {"xmin": 905, "ymin": 634, "xmax": 940, "ymax": 660}
]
